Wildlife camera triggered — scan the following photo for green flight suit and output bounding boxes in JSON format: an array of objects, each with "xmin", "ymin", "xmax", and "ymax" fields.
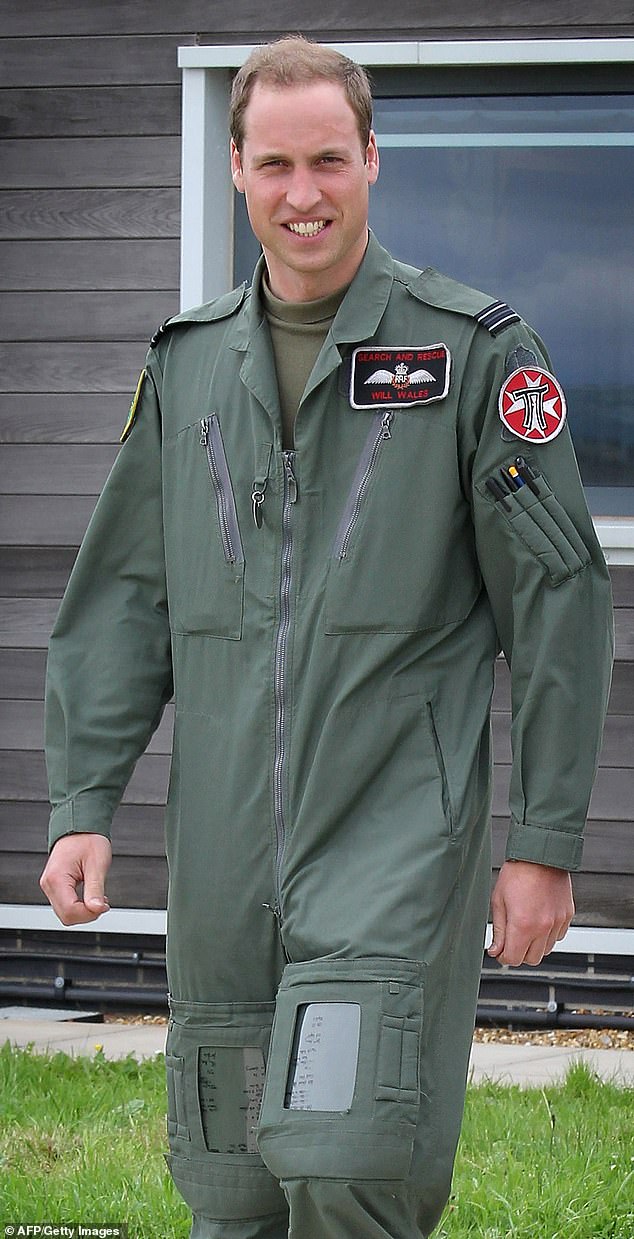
[{"xmin": 46, "ymin": 234, "xmax": 613, "ymax": 1238}]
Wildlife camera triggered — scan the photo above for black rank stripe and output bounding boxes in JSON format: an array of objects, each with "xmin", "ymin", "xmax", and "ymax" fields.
[
  {"xmin": 475, "ymin": 301, "xmax": 521, "ymax": 337},
  {"xmin": 149, "ymin": 316, "xmax": 172, "ymax": 348}
]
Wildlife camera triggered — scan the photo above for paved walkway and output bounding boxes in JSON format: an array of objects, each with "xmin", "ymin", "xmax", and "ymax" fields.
[{"xmin": 0, "ymin": 1013, "xmax": 632, "ymax": 1087}]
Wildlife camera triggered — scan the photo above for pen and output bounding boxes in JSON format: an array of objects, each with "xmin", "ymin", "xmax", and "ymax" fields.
[
  {"xmin": 500, "ymin": 465, "xmax": 523, "ymax": 491},
  {"xmin": 513, "ymin": 455, "xmax": 541, "ymax": 496},
  {"xmin": 486, "ymin": 477, "xmax": 512, "ymax": 511}
]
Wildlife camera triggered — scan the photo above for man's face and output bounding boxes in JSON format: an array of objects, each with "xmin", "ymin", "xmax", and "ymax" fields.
[{"xmin": 231, "ymin": 80, "xmax": 379, "ymax": 302}]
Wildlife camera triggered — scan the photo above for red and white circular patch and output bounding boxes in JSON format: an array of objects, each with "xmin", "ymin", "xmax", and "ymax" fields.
[{"xmin": 498, "ymin": 366, "xmax": 567, "ymax": 443}]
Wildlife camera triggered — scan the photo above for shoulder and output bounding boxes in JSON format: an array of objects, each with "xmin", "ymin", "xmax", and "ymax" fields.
[
  {"xmin": 148, "ymin": 283, "xmax": 249, "ymax": 349},
  {"xmin": 395, "ymin": 263, "xmax": 523, "ymax": 339}
]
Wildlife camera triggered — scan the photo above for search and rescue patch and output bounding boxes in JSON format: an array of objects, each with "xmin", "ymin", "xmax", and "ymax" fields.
[
  {"xmin": 498, "ymin": 365, "xmax": 567, "ymax": 444},
  {"xmin": 350, "ymin": 344, "xmax": 451, "ymax": 410},
  {"xmin": 120, "ymin": 369, "xmax": 147, "ymax": 443}
]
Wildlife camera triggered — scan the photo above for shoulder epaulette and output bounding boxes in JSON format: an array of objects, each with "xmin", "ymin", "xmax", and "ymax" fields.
[
  {"xmin": 407, "ymin": 268, "xmax": 522, "ymax": 337},
  {"xmin": 149, "ymin": 317, "xmax": 172, "ymax": 348},
  {"xmin": 148, "ymin": 284, "xmax": 248, "ymax": 349},
  {"xmin": 473, "ymin": 300, "xmax": 521, "ymax": 338}
]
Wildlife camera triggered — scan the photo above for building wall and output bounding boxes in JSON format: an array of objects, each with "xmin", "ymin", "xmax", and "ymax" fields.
[{"xmin": 0, "ymin": 2, "xmax": 632, "ymax": 926}]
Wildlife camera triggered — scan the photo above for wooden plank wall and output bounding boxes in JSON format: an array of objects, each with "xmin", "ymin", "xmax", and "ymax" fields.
[{"xmin": 0, "ymin": 1, "xmax": 632, "ymax": 928}]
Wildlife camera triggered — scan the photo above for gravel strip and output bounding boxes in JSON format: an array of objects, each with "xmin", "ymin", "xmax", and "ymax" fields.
[{"xmin": 103, "ymin": 1012, "xmax": 633, "ymax": 1051}]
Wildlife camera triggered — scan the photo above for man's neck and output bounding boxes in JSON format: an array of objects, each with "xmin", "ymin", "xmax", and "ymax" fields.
[{"xmin": 262, "ymin": 231, "xmax": 369, "ymax": 303}]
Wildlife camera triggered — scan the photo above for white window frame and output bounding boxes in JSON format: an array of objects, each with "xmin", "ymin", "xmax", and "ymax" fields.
[
  {"xmin": 3, "ymin": 902, "xmax": 633, "ymax": 958},
  {"xmin": 177, "ymin": 38, "xmax": 634, "ymax": 562}
]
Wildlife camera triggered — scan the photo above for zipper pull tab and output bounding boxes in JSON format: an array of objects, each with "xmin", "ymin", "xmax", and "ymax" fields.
[
  {"xmin": 252, "ymin": 443, "xmax": 273, "ymax": 528},
  {"xmin": 381, "ymin": 411, "xmax": 394, "ymax": 439},
  {"xmin": 283, "ymin": 453, "xmax": 298, "ymax": 503},
  {"xmin": 200, "ymin": 417, "xmax": 208, "ymax": 447},
  {"xmin": 252, "ymin": 486, "xmax": 266, "ymax": 528}
]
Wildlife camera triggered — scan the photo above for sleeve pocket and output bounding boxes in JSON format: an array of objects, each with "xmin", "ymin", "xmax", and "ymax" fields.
[{"xmin": 483, "ymin": 476, "xmax": 591, "ymax": 585}]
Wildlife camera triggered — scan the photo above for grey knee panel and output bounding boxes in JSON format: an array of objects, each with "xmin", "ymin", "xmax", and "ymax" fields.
[
  {"xmin": 165, "ymin": 999, "xmax": 287, "ymax": 1221},
  {"xmin": 257, "ymin": 958, "xmax": 426, "ymax": 1182}
]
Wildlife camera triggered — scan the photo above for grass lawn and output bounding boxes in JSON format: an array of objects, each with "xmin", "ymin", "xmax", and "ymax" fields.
[{"xmin": 0, "ymin": 1044, "xmax": 632, "ymax": 1238}]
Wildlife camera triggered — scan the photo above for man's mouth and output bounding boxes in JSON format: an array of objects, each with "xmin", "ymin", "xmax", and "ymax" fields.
[{"xmin": 285, "ymin": 220, "xmax": 328, "ymax": 236}]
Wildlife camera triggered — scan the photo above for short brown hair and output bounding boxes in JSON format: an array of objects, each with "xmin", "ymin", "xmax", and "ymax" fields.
[{"xmin": 230, "ymin": 36, "xmax": 373, "ymax": 153}]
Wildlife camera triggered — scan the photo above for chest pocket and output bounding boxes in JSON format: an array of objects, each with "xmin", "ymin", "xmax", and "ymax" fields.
[
  {"xmin": 163, "ymin": 416, "xmax": 244, "ymax": 639},
  {"xmin": 325, "ymin": 410, "xmax": 481, "ymax": 635}
]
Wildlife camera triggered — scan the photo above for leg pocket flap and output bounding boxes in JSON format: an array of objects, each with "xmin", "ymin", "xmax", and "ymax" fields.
[
  {"xmin": 166, "ymin": 1151, "xmax": 285, "ymax": 1220},
  {"xmin": 257, "ymin": 958, "xmax": 425, "ymax": 1183},
  {"xmin": 164, "ymin": 999, "xmax": 286, "ymax": 1220}
]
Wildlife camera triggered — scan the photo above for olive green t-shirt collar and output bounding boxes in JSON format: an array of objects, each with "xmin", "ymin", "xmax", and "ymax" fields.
[{"xmin": 261, "ymin": 273, "xmax": 349, "ymax": 326}]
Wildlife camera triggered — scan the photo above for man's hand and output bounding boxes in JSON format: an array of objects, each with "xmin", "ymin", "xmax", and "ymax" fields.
[
  {"xmin": 488, "ymin": 859, "xmax": 574, "ymax": 967},
  {"xmin": 40, "ymin": 833, "xmax": 112, "ymax": 926}
]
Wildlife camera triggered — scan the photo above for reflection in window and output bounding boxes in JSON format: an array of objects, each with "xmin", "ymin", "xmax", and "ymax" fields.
[{"xmin": 370, "ymin": 96, "xmax": 634, "ymax": 515}]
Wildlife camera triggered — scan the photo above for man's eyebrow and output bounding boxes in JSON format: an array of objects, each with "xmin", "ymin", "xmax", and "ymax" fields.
[
  {"xmin": 314, "ymin": 147, "xmax": 349, "ymax": 159},
  {"xmin": 250, "ymin": 146, "xmax": 350, "ymax": 166},
  {"xmin": 251, "ymin": 151, "xmax": 287, "ymax": 164}
]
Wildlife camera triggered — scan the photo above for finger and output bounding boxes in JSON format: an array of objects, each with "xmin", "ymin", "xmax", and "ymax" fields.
[
  {"xmin": 547, "ymin": 916, "xmax": 571, "ymax": 954},
  {"xmin": 82, "ymin": 880, "xmax": 110, "ymax": 915},
  {"xmin": 42, "ymin": 874, "xmax": 103, "ymax": 926},
  {"xmin": 495, "ymin": 919, "xmax": 533, "ymax": 967},
  {"xmin": 540, "ymin": 930, "xmax": 560, "ymax": 959},
  {"xmin": 487, "ymin": 908, "xmax": 507, "ymax": 959},
  {"xmin": 522, "ymin": 936, "xmax": 551, "ymax": 966},
  {"xmin": 508, "ymin": 914, "xmax": 572, "ymax": 966},
  {"xmin": 58, "ymin": 896, "xmax": 105, "ymax": 926},
  {"xmin": 81, "ymin": 853, "xmax": 111, "ymax": 914}
]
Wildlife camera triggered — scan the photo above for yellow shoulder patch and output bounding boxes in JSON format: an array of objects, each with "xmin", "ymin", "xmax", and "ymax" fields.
[{"xmin": 120, "ymin": 369, "xmax": 147, "ymax": 443}]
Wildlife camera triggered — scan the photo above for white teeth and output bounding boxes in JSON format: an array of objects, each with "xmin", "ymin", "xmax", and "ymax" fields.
[{"xmin": 287, "ymin": 220, "xmax": 327, "ymax": 236}]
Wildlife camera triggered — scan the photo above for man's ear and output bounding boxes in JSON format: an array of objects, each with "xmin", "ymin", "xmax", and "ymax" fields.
[
  {"xmin": 230, "ymin": 140, "xmax": 245, "ymax": 192},
  {"xmin": 365, "ymin": 131, "xmax": 380, "ymax": 185}
]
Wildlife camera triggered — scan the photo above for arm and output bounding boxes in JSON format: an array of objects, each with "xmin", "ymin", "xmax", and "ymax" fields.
[
  {"xmin": 43, "ymin": 355, "xmax": 172, "ymax": 912},
  {"xmin": 459, "ymin": 324, "xmax": 613, "ymax": 963}
]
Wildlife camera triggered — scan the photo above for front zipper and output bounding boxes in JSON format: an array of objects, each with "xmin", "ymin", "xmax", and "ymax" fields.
[
  {"xmin": 272, "ymin": 451, "xmax": 298, "ymax": 917},
  {"xmin": 200, "ymin": 414, "xmax": 244, "ymax": 565},
  {"xmin": 332, "ymin": 409, "xmax": 394, "ymax": 559}
]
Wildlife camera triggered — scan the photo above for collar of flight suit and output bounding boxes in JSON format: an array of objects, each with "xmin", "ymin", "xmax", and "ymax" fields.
[
  {"xmin": 230, "ymin": 230, "xmax": 395, "ymax": 350},
  {"xmin": 230, "ymin": 231, "xmax": 397, "ymax": 410}
]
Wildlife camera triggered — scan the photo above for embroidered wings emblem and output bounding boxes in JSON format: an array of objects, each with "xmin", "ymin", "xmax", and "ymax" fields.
[{"xmin": 365, "ymin": 362, "xmax": 435, "ymax": 388}]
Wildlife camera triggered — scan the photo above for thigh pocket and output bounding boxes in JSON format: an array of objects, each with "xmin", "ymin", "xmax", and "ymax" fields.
[
  {"xmin": 257, "ymin": 958, "xmax": 425, "ymax": 1182},
  {"xmin": 165, "ymin": 999, "xmax": 286, "ymax": 1220}
]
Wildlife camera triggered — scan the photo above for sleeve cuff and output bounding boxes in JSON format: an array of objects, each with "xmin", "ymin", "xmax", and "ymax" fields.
[
  {"xmin": 48, "ymin": 795, "xmax": 114, "ymax": 850},
  {"xmin": 505, "ymin": 818, "xmax": 584, "ymax": 871}
]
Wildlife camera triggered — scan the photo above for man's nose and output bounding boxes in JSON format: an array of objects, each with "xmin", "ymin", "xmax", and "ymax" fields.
[{"xmin": 285, "ymin": 167, "xmax": 321, "ymax": 212}]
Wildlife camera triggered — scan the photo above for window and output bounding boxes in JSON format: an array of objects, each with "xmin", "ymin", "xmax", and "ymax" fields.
[{"xmin": 370, "ymin": 92, "xmax": 634, "ymax": 518}]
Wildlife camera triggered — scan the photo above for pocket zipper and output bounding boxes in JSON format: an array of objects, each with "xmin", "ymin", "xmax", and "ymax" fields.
[
  {"xmin": 333, "ymin": 410, "xmax": 394, "ymax": 559},
  {"xmin": 427, "ymin": 702, "xmax": 454, "ymax": 835},
  {"xmin": 200, "ymin": 415, "xmax": 244, "ymax": 566}
]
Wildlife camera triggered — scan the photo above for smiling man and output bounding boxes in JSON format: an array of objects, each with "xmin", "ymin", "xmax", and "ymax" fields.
[
  {"xmin": 41, "ymin": 36, "xmax": 613, "ymax": 1239},
  {"xmin": 230, "ymin": 76, "xmax": 379, "ymax": 301}
]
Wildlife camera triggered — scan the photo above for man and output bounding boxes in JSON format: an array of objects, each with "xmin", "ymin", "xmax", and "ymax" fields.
[{"xmin": 40, "ymin": 36, "xmax": 613, "ymax": 1239}]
